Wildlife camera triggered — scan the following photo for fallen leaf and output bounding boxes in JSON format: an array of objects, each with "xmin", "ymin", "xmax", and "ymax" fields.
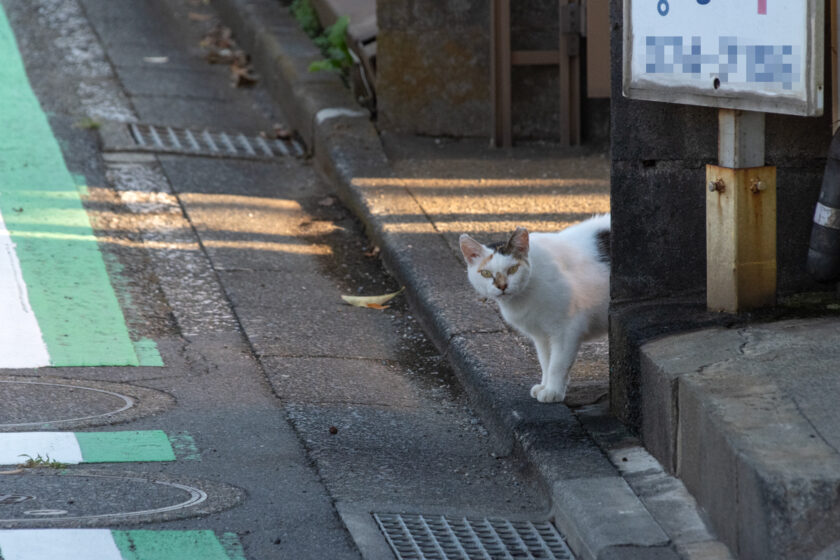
[
  {"xmin": 205, "ymin": 48, "xmax": 236, "ymax": 64},
  {"xmin": 363, "ymin": 246, "xmax": 380, "ymax": 258},
  {"xmin": 231, "ymin": 64, "xmax": 258, "ymax": 87},
  {"xmin": 365, "ymin": 303, "xmax": 390, "ymax": 310},
  {"xmin": 341, "ymin": 287, "xmax": 405, "ymax": 308},
  {"xmin": 0, "ymin": 468, "xmax": 23, "ymax": 475},
  {"xmin": 273, "ymin": 124, "xmax": 292, "ymax": 139},
  {"xmin": 232, "ymin": 51, "xmax": 250, "ymax": 67},
  {"xmin": 201, "ymin": 24, "xmax": 235, "ymax": 50}
]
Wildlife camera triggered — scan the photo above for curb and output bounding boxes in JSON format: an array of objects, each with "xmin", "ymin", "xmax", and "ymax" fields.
[
  {"xmin": 210, "ymin": 1, "xmax": 712, "ymax": 558},
  {"xmin": 641, "ymin": 319, "xmax": 840, "ymax": 560}
]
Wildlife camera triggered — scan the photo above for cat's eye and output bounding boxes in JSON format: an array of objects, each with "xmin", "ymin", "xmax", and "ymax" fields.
[
  {"xmin": 480, "ymin": 270, "xmax": 493, "ymax": 278},
  {"xmin": 507, "ymin": 265, "xmax": 520, "ymax": 275}
]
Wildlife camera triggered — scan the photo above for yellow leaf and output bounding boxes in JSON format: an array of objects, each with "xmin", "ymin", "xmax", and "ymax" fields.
[{"xmin": 341, "ymin": 287, "xmax": 404, "ymax": 308}]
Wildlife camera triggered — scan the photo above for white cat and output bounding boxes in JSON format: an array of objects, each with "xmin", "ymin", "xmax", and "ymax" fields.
[{"xmin": 459, "ymin": 215, "xmax": 610, "ymax": 403}]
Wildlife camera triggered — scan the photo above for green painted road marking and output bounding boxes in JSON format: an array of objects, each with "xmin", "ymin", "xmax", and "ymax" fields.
[
  {"xmin": 0, "ymin": 530, "xmax": 246, "ymax": 560},
  {"xmin": 169, "ymin": 432, "xmax": 201, "ymax": 461},
  {"xmin": 113, "ymin": 530, "xmax": 234, "ymax": 560},
  {"xmin": 75, "ymin": 430, "xmax": 176, "ymax": 463},
  {"xmin": 0, "ymin": 4, "xmax": 158, "ymax": 367},
  {"xmin": 133, "ymin": 338, "xmax": 165, "ymax": 367},
  {"xmin": 219, "ymin": 532, "xmax": 248, "ymax": 560},
  {"xmin": 0, "ymin": 431, "xmax": 190, "ymax": 464}
]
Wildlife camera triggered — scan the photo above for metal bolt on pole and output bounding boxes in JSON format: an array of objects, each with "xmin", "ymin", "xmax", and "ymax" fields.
[{"xmin": 706, "ymin": 109, "xmax": 777, "ymax": 312}]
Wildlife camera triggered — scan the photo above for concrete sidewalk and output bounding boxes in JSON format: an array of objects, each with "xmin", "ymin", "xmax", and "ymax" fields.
[{"xmin": 207, "ymin": 1, "xmax": 733, "ymax": 558}]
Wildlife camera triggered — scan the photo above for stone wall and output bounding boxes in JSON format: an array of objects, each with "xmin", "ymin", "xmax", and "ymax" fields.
[
  {"xmin": 608, "ymin": 0, "xmax": 834, "ymax": 428},
  {"xmin": 376, "ymin": 0, "xmax": 489, "ymax": 137},
  {"xmin": 376, "ymin": 0, "xmax": 597, "ymax": 140}
]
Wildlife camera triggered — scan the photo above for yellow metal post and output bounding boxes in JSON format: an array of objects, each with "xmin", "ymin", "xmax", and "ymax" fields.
[{"xmin": 706, "ymin": 165, "xmax": 777, "ymax": 311}]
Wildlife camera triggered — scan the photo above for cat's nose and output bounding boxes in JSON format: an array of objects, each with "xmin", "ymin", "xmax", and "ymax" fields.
[{"xmin": 494, "ymin": 277, "xmax": 507, "ymax": 292}]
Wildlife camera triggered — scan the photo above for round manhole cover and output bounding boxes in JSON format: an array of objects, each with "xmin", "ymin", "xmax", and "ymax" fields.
[
  {"xmin": 0, "ymin": 469, "xmax": 243, "ymax": 527},
  {"xmin": 0, "ymin": 377, "xmax": 174, "ymax": 431}
]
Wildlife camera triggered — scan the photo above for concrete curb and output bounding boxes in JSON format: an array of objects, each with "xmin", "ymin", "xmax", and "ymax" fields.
[
  {"xmin": 641, "ymin": 319, "xmax": 840, "ymax": 560},
  {"xmin": 211, "ymin": 1, "xmax": 698, "ymax": 558}
]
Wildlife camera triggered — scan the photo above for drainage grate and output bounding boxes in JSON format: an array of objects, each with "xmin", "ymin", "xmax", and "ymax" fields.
[
  {"xmin": 129, "ymin": 123, "xmax": 304, "ymax": 158},
  {"xmin": 373, "ymin": 513, "xmax": 574, "ymax": 560},
  {"xmin": 100, "ymin": 121, "xmax": 304, "ymax": 160}
]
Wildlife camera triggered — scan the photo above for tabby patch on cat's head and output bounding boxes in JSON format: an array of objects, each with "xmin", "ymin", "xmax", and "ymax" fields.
[
  {"xmin": 487, "ymin": 227, "xmax": 529, "ymax": 258},
  {"xmin": 459, "ymin": 229, "xmax": 532, "ymax": 299}
]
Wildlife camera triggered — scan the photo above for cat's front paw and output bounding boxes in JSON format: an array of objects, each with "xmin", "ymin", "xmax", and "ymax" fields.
[
  {"xmin": 534, "ymin": 386, "xmax": 565, "ymax": 403},
  {"xmin": 530, "ymin": 384, "xmax": 545, "ymax": 398}
]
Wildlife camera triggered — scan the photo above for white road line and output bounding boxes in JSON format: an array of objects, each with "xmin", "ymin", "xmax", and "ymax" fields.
[
  {"xmin": 0, "ymin": 208, "xmax": 50, "ymax": 368},
  {"xmin": 0, "ymin": 432, "xmax": 83, "ymax": 465},
  {"xmin": 0, "ymin": 529, "xmax": 122, "ymax": 560}
]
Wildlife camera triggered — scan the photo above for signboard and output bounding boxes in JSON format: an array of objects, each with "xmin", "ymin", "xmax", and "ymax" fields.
[{"xmin": 623, "ymin": 0, "xmax": 824, "ymax": 116}]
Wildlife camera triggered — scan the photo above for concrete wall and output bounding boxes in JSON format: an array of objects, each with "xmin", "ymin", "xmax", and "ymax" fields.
[
  {"xmin": 376, "ymin": 0, "xmax": 490, "ymax": 137},
  {"xmin": 375, "ymin": 0, "xmax": 608, "ymax": 141},
  {"xmin": 608, "ymin": 0, "xmax": 834, "ymax": 428}
]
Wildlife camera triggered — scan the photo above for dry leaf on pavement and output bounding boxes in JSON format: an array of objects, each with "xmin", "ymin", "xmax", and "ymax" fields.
[
  {"xmin": 273, "ymin": 124, "xmax": 292, "ymax": 139},
  {"xmin": 231, "ymin": 63, "xmax": 258, "ymax": 87},
  {"xmin": 200, "ymin": 24, "xmax": 258, "ymax": 87},
  {"xmin": 341, "ymin": 288, "xmax": 405, "ymax": 308}
]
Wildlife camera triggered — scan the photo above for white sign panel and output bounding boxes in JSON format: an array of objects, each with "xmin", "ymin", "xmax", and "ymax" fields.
[{"xmin": 623, "ymin": 0, "xmax": 824, "ymax": 116}]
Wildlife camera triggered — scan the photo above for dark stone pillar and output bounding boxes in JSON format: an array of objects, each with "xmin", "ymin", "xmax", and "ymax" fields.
[{"xmin": 608, "ymin": 0, "xmax": 833, "ymax": 430}]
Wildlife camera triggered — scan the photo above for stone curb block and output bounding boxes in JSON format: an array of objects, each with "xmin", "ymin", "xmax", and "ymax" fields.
[
  {"xmin": 641, "ymin": 320, "xmax": 840, "ymax": 559},
  {"xmin": 553, "ymin": 477, "xmax": 670, "ymax": 560}
]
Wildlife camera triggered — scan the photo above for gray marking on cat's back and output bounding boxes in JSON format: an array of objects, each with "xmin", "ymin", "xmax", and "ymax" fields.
[{"xmin": 596, "ymin": 229, "xmax": 610, "ymax": 264}]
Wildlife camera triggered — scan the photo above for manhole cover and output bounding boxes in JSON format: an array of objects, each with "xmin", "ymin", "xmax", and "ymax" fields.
[
  {"xmin": 0, "ymin": 495, "xmax": 33, "ymax": 505},
  {"xmin": 374, "ymin": 513, "xmax": 574, "ymax": 560},
  {"xmin": 0, "ymin": 469, "xmax": 243, "ymax": 527},
  {"xmin": 99, "ymin": 121, "xmax": 304, "ymax": 159},
  {"xmin": 0, "ymin": 377, "xmax": 174, "ymax": 431}
]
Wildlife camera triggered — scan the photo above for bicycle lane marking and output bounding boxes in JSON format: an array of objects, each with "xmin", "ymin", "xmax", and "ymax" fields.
[
  {"xmin": 0, "ymin": 529, "xmax": 246, "ymax": 560},
  {"xmin": 0, "ymin": 3, "xmax": 146, "ymax": 367},
  {"xmin": 0, "ymin": 431, "xmax": 180, "ymax": 465},
  {"xmin": 0, "ymin": 209, "xmax": 50, "ymax": 368}
]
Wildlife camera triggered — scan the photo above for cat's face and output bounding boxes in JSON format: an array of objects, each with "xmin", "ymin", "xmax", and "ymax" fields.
[{"xmin": 459, "ymin": 228, "xmax": 531, "ymax": 299}]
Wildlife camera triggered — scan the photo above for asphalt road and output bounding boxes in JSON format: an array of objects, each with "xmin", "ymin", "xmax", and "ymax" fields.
[{"xmin": 0, "ymin": 1, "xmax": 551, "ymax": 558}]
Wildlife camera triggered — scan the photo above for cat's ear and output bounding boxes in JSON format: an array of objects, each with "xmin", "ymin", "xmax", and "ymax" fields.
[
  {"xmin": 509, "ymin": 228, "xmax": 529, "ymax": 256},
  {"xmin": 459, "ymin": 234, "xmax": 485, "ymax": 266}
]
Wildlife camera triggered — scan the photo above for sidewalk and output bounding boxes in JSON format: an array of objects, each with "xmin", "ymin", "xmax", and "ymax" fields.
[{"xmin": 209, "ymin": 1, "xmax": 732, "ymax": 558}]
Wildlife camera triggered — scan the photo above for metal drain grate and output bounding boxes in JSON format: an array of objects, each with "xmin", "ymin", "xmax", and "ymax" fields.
[
  {"xmin": 123, "ymin": 123, "xmax": 304, "ymax": 159},
  {"xmin": 373, "ymin": 513, "xmax": 574, "ymax": 560}
]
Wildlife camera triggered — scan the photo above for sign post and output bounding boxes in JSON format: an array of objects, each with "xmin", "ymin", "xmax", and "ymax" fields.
[{"xmin": 623, "ymin": 0, "xmax": 824, "ymax": 312}]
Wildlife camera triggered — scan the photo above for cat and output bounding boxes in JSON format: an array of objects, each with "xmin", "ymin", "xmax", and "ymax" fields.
[{"xmin": 459, "ymin": 214, "xmax": 610, "ymax": 403}]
